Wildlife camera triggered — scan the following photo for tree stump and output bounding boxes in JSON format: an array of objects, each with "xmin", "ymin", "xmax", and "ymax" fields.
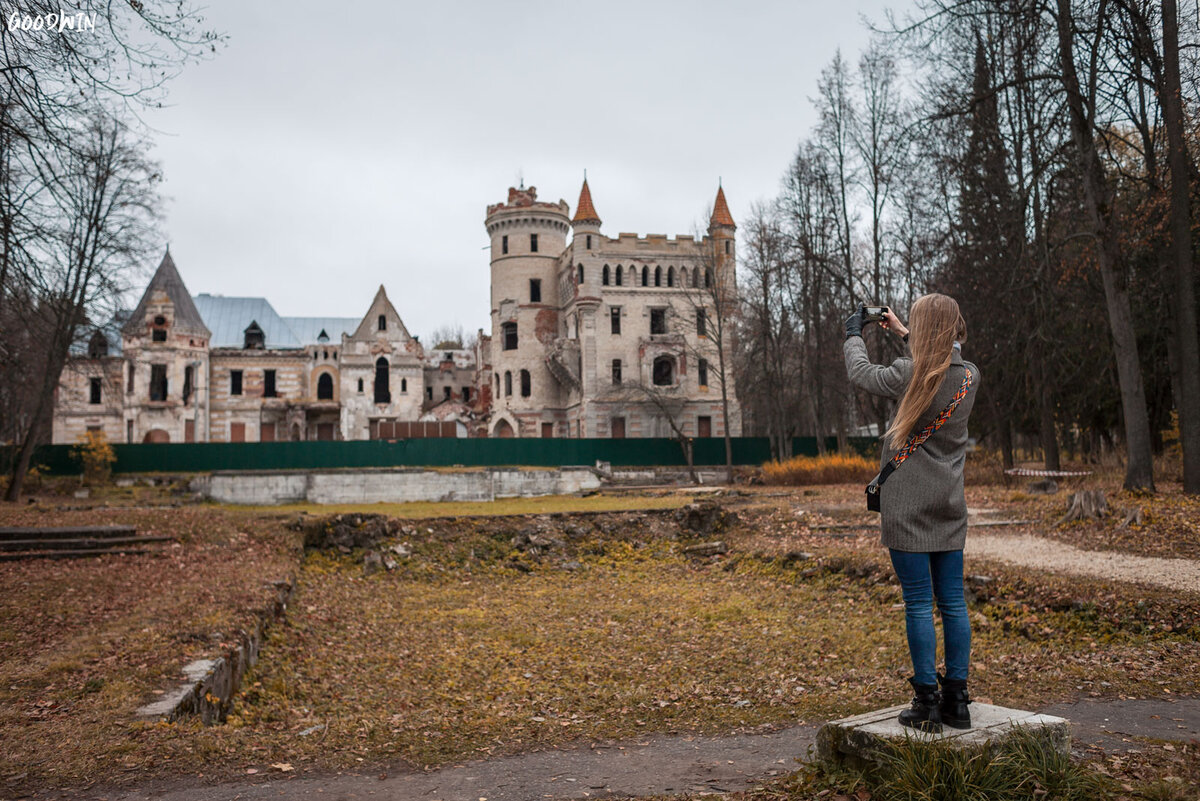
[
  {"xmin": 1056, "ymin": 490, "xmax": 1108, "ymax": 525},
  {"xmin": 1117, "ymin": 506, "xmax": 1145, "ymax": 529}
]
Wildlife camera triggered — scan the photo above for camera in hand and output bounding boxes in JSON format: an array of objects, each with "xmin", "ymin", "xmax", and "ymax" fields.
[{"xmin": 862, "ymin": 305, "xmax": 889, "ymax": 323}]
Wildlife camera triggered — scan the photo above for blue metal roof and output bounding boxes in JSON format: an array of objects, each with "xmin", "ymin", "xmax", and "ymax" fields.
[
  {"xmin": 191, "ymin": 295, "xmax": 362, "ymax": 349},
  {"xmin": 193, "ymin": 294, "xmax": 302, "ymax": 349},
  {"xmin": 282, "ymin": 316, "xmax": 360, "ymax": 346}
]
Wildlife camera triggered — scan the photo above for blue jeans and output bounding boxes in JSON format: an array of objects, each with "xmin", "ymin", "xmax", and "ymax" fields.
[{"xmin": 888, "ymin": 549, "xmax": 971, "ymax": 686}]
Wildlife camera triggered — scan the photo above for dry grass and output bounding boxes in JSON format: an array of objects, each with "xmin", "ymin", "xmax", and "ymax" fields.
[
  {"xmin": 225, "ymin": 492, "xmax": 693, "ymax": 519},
  {"xmin": 2, "ymin": 489, "xmax": 1199, "ymax": 795},
  {"xmin": 761, "ymin": 454, "xmax": 878, "ymax": 486},
  {"xmin": 0, "ymin": 505, "xmax": 301, "ymax": 792}
]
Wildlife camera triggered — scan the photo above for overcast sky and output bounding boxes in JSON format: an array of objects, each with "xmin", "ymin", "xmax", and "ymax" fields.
[{"xmin": 144, "ymin": 0, "xmax": 911, "ymax": 341}]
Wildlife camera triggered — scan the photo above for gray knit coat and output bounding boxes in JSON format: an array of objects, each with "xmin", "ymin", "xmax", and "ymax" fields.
[{"xmin": 843, "ymin": 337, "xmax": 981, "ymax": 553}]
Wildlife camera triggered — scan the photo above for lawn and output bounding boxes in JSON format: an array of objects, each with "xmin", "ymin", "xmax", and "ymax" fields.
[{"xmin": 0, "ymin": 483, "xmax": 1197, "ymax": 797}]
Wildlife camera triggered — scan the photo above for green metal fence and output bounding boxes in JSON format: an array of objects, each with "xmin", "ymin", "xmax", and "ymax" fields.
[{"xmin": 9, "ymin": 436, "xmax": 878, "ymax": 476}]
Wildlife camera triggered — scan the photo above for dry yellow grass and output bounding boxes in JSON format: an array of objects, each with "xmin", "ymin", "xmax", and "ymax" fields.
[{"xmin": 762, "ymin": 454, "xmax": 878, "ymax": 486}]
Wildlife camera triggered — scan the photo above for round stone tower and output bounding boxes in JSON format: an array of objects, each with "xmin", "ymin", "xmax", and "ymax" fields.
[{"xmin": 485, "ymin": 185, "xmax": 570, "ymax": 437}]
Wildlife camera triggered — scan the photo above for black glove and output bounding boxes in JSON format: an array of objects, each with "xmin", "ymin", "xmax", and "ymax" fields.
[{"xmin": 844, "ymin": 306, "xmax": 864, "ymax": 340}]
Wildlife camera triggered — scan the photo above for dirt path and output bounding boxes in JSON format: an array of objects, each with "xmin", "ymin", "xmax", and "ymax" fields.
[
  {"xmin": 56, "ymin": 699, "xmax": 1200, "ymax": 801},
  {"xmin": 966, "ymin": 533, "xmax": 1200, "ymax": 594},
  {"xmin": 80, "ymin": 726, "xmax": 815, "ymax": 800}
]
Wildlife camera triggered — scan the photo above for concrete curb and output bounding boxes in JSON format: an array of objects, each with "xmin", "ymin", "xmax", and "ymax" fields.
[{"xmin": 136, "ymin": 576, "xmax": 295, "ymax": 724}]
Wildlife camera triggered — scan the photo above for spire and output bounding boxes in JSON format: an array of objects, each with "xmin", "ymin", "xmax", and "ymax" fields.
[
  {"xmin": 572, "ymin": 178, "xmax": 602, "ymax": 226},
  {"xmin": 709, "ymin": 185, "xmax": 736, "ymax": 229},
  {"xmin": 121, "ymin": 248, "xmax": 211, "ymax": 337}
]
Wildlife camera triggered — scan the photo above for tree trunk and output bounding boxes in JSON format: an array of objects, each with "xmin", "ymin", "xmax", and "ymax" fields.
[
  {"xmin": 1038, "ymin": 366, "xmax": 1061, "ymax": 471},
  {"xmin": 1160, "ymin": 0, "xmax": 1200, "ymax": 493},
  {"xmin": 5, "ymin": 348, "xmax": 63, "ymax": 501},
  {"xmin": 718, "ymin": 351, "xmax": 734, "ymax": 485},
  {"xmin": 1055, "ymin": 0, "xmax": 1156, "ymax": 491}
]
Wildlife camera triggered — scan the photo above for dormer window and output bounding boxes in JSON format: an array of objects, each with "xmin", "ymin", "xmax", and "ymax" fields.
[
  {"xmin": 243, "ymin": 320, "xmax": 265, "ymax": 349},
  {"xmin": 317, "ymin": 328, "xmax": 330, "ymax": 343},
  {"xmin": 378, "ymin": 314, "xmax": 387, "ymax": 331},
  {"xmin": 88, "ymin": 331, "xmax": 108, "ymax": 359},
  {"xmin": 151, "ymin": 316, "xmax": 167, "ymax": 342}
]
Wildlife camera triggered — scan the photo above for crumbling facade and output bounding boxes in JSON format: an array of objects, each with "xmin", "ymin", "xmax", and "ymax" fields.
[
  {"xmin": 485, "ymin": 180, "xmax": 741, "ymax": 438},
  {"xmin": 52, "ymin": 252, "xmax": 477, "ymax": 443},
  {"xmin": 53, "ymin": 179, "xmax": 741, "ymax": 443}
]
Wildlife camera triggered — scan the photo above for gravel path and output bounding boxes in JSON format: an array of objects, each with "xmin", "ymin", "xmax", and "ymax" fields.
[{"xmin": 966, "ymin": 533, "xmax": 1200, "ymax": 594}]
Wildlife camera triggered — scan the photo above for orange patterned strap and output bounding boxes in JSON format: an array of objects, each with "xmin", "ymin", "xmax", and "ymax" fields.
[{"xmin": 891, "ymin": 367, "xmax": 973, "ymax": 468}]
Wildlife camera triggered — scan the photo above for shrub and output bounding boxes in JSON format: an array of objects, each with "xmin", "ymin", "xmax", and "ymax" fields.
[
  {"xmin": 964, "ymin": 448, "xmax": 1006, "ymax": 486},
  {"xmin": 72, "ymin": 430, "xmax": 116, "ymax": 485},
  {"xmin": 761, "ymin": 453, "xmax": 878, "ymax": 486}
]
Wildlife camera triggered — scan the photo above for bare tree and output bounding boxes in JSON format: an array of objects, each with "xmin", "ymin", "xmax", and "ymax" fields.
[
  {"xmin": 604, "ymin": 381, "xmax": 700, "ymax": 485},
  {"xmin": 1054, "ymin": 0, "xmax": 1156, "ymax": 491},
  {"xmin": 5, "ymin": 112, "xmax": 161, "ymax": 500},
  {"xmin": 1155, "ymin": 0, "xmax": 1200, "ymax": 493},
  {"xmin": 672, "ymin": 220, "xmax": 740, "ymax": 484},
  {"xmin": 738, "ymin": 201, "xmax": 803, "ymax": 459}
]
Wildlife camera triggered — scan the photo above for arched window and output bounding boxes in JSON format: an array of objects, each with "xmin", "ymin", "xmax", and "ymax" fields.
[
  {"xmin": 357, "ymin": 378, "xmax": 364, "ymax": 393},
  {"xmin": 691, "ymin": 267, "xmax": 699, "ymax": 288},
  {"xmin": 602, "ymin": 265, "xmax": 610, "ymax": 285},
  {"xmin": 520, "ymin": 369, "xmax": 531, "ymax": 397},
  {"xmin": 504, "ymin": 370, "xmax": 513, "ymax": 397},
  {"xmin": 401, "ymin": 378, "xmax": 408, "ymax": 393},
  {"xmin": 652, "ymin": 355, "xmax": 675, "ymax": 386},
  {"xmin": 496, "ymin": 374, "xmax": 501, "ymax": 396},
  {"xmin": 705, "ymin": 268, "xmax": 714, "ymax": 288},
  {"xmin": 615, "ymin": 265, "xmax": 623, "ymax": 286},
  {"xmin": 578, "ymin": 264, "xmax": 585, "ymax": 284},
  {"xmin": 641, "ymin": 266, "xmax": 649, "ymax": 287},
  {"xmin": 680, "ymin": 267, "xmax": 689, "ymax": 287},
  {"xmin": 317, "ymin": 373, "xmax": 334, "ymax": 400},
  {"xmin": 374, "ymin": 357, "xmax": 390, "ymax": 403},
  {"xmin": 654, "ymin": 266, "xmax": 662, "ymax": 287},
  {"xmin": 378, "ymin": 314, "xmax": 387, "ymax": 331},
  {"xmin": 667, "ymin": 266, "xmax": 676, "ymax": 287}
]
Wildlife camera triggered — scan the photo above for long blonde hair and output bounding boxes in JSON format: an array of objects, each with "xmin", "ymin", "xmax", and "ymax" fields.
[{"xmin": 886, "ymin": 294, "xmax": 967, "ymax": 450}]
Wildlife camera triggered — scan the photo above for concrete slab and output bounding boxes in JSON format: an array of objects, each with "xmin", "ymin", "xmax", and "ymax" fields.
[{"xmin": 817, "ymin": 703, "xmax": 1070, "ymax": 770}]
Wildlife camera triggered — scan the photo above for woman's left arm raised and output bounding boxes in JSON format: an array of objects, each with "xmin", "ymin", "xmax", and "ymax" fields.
[{"xmin": 843, "ymin": 337, "xmax": 911, "ymax": 400}]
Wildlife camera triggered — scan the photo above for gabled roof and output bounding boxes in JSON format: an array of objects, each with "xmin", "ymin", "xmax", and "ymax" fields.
[
  {"xmin": 349, "ymin": 285, "xmax": 413, "ymax": 342},
  {"xmin": 709, "ymin": 185, "xmax": 736, "ymax": 229},
  {"xmin": 572, "ymin": 178, "xmax": 602, "ymax": 225},
  {"xmin": 121, "ymin": 250, "xmax": 211, "ymax": 337}
]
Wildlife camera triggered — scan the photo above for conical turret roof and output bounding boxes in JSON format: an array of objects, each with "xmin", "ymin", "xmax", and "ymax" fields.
[
  {"xmin": 572, "ymin": 179, "xmax": 602, "ymax": 225},
  {"xmin": 121, "ymin": 249, "xmax": 211, "ymax": 337},
  {"xmin": 709, "ymin": 185, "xmax": 736, "ymax": 229}
]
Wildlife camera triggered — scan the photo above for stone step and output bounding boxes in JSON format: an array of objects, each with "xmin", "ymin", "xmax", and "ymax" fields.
[
  {"xmin": 817, "ymin": 703, "xmax": 1070, "ymax": 771},
  {"xmin": 0, "ymin": 548, "xmax": 159, "ymax": 562},
  {"xmin": 0, "ymin": 525, "xmax": 138, "ymax": 541},
  {"xmin": 0, "ymin": 535, "xmax": 173, "ymax": 552}
]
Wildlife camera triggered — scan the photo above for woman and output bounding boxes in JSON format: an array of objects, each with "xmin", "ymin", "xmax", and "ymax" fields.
[{"xmin": 843, "ymin": 293, "xmax": 980, "ymax": 734}]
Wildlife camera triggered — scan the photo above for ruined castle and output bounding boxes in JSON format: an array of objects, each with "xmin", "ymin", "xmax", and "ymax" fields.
[{"xmin": 51, "ymin": 180, "xmax": 741, "ymax": 443}]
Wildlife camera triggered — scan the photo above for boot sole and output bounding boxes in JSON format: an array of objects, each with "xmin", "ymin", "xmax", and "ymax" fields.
[
  {"xmin": 942, "ymin": 717, "xmax": 971, "ymax": 729},
  {"xmin": 899, "ymin": 718, "xmax": 943, "ymax": 734}
]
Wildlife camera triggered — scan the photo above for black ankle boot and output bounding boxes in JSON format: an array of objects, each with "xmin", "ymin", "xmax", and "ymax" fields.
[
  {"xmin": 898, "ymin": 677, "xmax": 942, "ymax": 733},
  {"xmin": 938, "ymin": 674, "xmax": 972, "ymax": 729}
]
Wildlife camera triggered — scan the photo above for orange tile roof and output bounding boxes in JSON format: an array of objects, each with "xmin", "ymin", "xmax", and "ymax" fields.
[
  {"xmin": 710, "ymin": 186, "xmax": 735, "ymax": 228},
  {"xmin": 572, "ymin": 179, "xmax": 602, "ymax": 224}
]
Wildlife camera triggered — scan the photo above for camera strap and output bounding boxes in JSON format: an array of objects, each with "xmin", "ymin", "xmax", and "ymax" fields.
[{"xmin": 875, "ymin": 366, "xmax": 973, "ymax": 487}]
